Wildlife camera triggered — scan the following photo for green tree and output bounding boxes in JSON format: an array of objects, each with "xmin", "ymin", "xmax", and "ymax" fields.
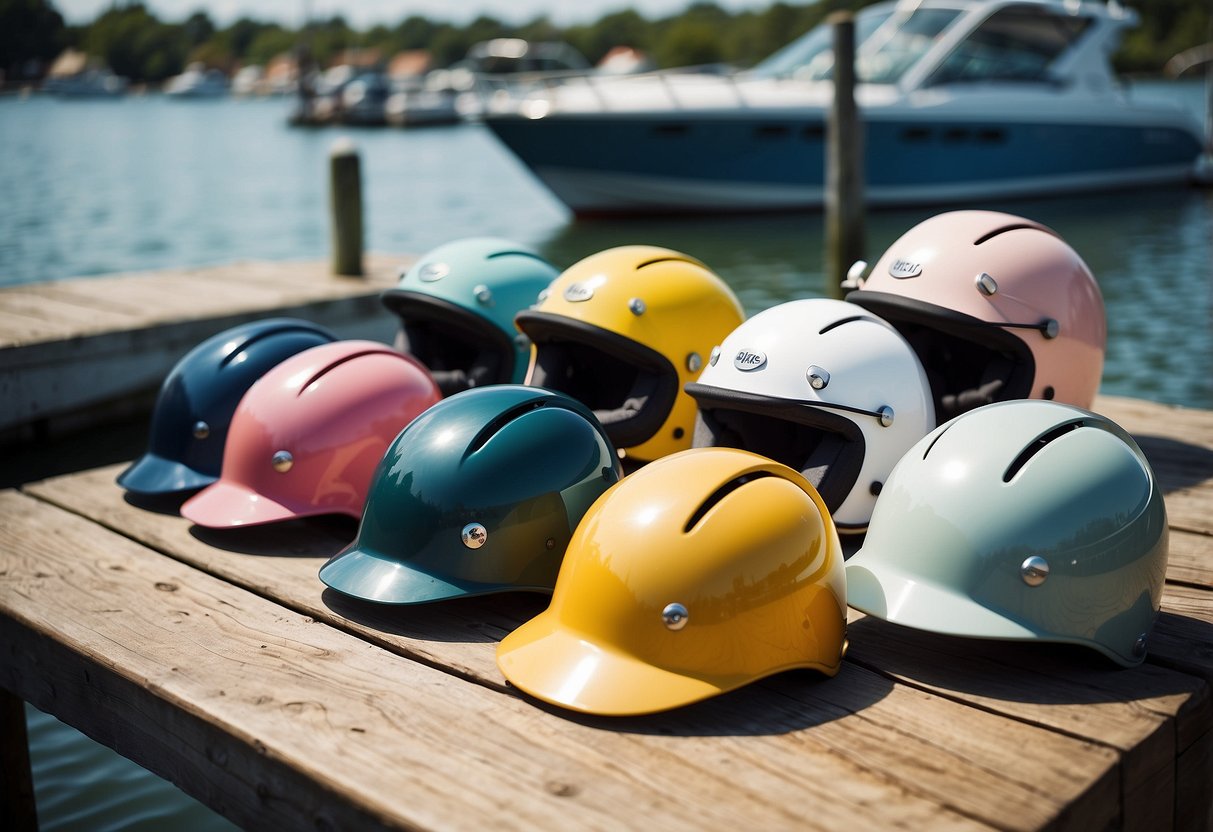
[
  {"xmin": 0, "ymin": 0, "xmax": 65, "ymax": 79},
  {"xmin": 82, "ymin": 4, "xmax": 188, "ymax": 81}
]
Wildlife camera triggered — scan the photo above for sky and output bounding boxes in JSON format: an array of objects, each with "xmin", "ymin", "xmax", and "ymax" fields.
[{"xmin": 53, "ymin": 0, "xmax": 793, "ymax": 28}]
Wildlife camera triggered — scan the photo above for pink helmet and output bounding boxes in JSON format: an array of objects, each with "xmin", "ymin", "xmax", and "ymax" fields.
[
  {"xmin": 848, "ymin": 211, "xmax": 1106, "ymax": 420},
  {"xmin": 181, "ymin": 341, "xmax": 441, "ymax": 528}
]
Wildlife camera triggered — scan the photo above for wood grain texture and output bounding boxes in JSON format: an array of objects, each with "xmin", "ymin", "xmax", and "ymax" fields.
[{"xmin": 3, "ymin": 488, "xmax": 1083, "ymax": 832}]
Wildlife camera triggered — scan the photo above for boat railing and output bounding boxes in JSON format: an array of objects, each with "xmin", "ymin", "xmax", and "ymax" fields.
[{"xmin": 470, "ymin": 63, "xmax": 754, "ymax": 114}]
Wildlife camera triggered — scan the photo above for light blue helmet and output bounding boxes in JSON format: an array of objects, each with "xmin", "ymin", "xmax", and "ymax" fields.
[
  {"xmin": 846, "ymin": 400, "xmax": 1168, "ymax": 666},
  {"xmin": 381, "ymin": 238, "xmax": 559, "ymax": 395}
]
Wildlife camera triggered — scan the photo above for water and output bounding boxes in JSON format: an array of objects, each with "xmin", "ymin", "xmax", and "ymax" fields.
[{"xmin": 1, "ymin": 81, "xmax": 1210, "ymax": 829}]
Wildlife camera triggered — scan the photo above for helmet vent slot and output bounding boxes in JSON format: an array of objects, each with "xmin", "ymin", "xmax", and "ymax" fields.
[
  {"xmin": 973, "ymin": 223, "xmax": 1055, "ymax": 246},
  {"xmin": 818, "ymin": 315, "xmax": 868, "ymax": 335},
  {"xmin": 684, "ymin": 472, "xmax": 775, "ymax": 533},
  {"xmin": 486, "ymin": 250, "xmax": 551, "ymax": 264},
  {"xmin": 466, "ymin": 399, "xmax": 549, "ymax": 455},
  {"xmin": 922, "ymin": 423, "xmax": 954, "ymax": 459},
  {"xmin": 1002, "ymin": 420, "xmax": 1084, "ymax": 482},
  {"xmin": 298, "ymin": 348, "xmax": 394, "ymax": 395},
  {"xmin": 636, "ymin": 255, "xmax": 704, "ymax": 271},
  {"xmin": 220, "ymin": 324, "xmax": 331, "ymax": 368}
]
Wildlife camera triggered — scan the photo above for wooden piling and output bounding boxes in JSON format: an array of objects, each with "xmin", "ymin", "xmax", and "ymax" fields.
[
  {"xmin": 825, "ymin": 12, "xmax": 865, "ymax": 299},
  {"xmin": 329, "ymin": 139, "xmax": 365, "ymax": 277},
  {"xmin": 0, "ymin": 688, "xmax": 38, "ymax": 832}
]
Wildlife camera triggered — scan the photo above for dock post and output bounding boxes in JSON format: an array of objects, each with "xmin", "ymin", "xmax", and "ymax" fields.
[
  {"xmin": 329, "ymin": 138, "xmax": 365, "ymax": 277},
  {"xmin": 825, "ymin": 11, "xmax": 864, "ymax": 299},
  {"xmin": 0, "ymin": 689, "xmax": 38, "ymax": 832}
]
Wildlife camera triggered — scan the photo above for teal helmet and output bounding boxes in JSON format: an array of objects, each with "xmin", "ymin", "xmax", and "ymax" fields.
[
  {"xmin": 381, "ymin": 238, "xmax": 559, "ymax": 396},
  {"xmin": 846, "ymin": 400, "xmax": 1168, "ymax": 667},
  {"xmin": 319, "ymin": 385, "xmax": 622, "ymax": 604}
]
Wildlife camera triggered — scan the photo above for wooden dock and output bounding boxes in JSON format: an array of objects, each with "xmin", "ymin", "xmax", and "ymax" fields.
[
  {"xmin": 0, "ymin": 256, "xmax": 408, "ymax": 441},
  {"xmin": 1, "ymin": 393, "xmax": 1210, "ymax": 830}
]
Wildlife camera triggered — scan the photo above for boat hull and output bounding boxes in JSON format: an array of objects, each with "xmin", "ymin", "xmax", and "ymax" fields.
[{"xmin": 485, "ymin": 113, "xmax": 1203, "ymax": 215}]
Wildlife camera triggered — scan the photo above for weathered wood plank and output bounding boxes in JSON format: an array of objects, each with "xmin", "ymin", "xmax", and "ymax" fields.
[
  {"xmin": 21, "ymin": 468, "xmax": 1181, "ymax": 829},
  {"xmin": 1169, "ymin": 529, "xmax": 1213, "ymax": 590},
  {"xmin": 4, "ymin": 488, "xmax": 1121, "ymax": 831}
]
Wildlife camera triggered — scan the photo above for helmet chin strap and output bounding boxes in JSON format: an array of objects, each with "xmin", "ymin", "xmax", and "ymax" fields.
[{"xmin": 994, "ymin": 318, "xmax": 1060, "ymax": 339}]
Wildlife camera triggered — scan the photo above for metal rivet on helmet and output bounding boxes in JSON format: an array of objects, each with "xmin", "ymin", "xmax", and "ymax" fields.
[
  {"xmin": 975, "ymin": 272, "xmax": 998, "ymax": 296},
  {"xmin": 687, "ymin": 352, "xmax": 702, "ymax": 373},
  {"xmin": 628, "ymin": 297, "xmax": 646, "ymax": 316},
  {"xmin": 1042, "ymin": 319, "xmax": 1060, "ymax": 339},
  {"xmin": 473, "ymin": 284, "xmax": 493, "ymax": 304},
  {"xmin": 1020, "ymin": 555, "xmax": 1049, "ymax": 586},
  {"xmin": 514, "ymin": 333, "xmax": 530, "ymax": 350},
  {"xmin": 192, "ymin": 421, "xmax": 210, "ymax": 440},
  {"xmin": 1133, "ymin": 633, "xmax": 1148, "ymax": 658},
  {"xmin": 662, "ymin": 602, "xmax": 689, "ymax": 631},
  {"xmin": 709, "ymin": 345, "xmax": 721, "ymax": 367},
  {"xmin": 462, "ymin": 522, "xmax": 488, "ymax": 549},
  {"xmin": 878, "ymin": 406, "xmax": 895, "ymax": 427},
  {"xmin": 271, "ymin": 450, "xmax": 294, "ymax": 473},
  {"xmin": 807, "ymin": 365, "xmax": 830, "ymax": 390}
]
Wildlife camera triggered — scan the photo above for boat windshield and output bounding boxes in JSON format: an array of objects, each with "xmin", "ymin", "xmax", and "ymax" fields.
[{"xmin": 750, "ymin": 3, "xmax": 963, "ymax": 85}]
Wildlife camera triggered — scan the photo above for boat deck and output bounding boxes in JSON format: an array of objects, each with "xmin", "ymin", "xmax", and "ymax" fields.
[{"xmin": 1, "ymin": 393, "xmax": 1211, "ymax": 830}]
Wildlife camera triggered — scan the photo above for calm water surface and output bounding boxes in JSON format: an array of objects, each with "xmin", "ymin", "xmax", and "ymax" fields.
[{"xmin": 1, "ymin": 82, "xmax": 1210, "ymax": 829}]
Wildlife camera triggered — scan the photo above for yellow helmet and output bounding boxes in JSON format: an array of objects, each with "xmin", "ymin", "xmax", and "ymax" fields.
[
  {"xmin": 496, "ymin": 447, "xmax": 847, "ymax": 716},
  {"xmin": 515, "ymin": 246, "xmax": 744, "ymax": 464}
]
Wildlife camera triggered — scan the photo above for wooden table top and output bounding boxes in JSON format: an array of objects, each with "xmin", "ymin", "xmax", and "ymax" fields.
[{"xmin": 2, "ymin": 394, "xmax": 1210, "ymax": 831}]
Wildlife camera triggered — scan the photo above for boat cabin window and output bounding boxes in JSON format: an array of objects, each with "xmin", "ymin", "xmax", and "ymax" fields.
[
  {"xmin": 750, "ymin": 7, "xmax": 893, "ymax": 81},
  {"xmin": 925, "ymin": 7, "xmax": 1093, "ymax": 86},
  {"xmin": 856, "ymin": 7, "xmax": 963, "ymax": 84}
]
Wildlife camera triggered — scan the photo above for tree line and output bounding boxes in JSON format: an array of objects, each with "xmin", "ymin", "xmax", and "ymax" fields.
[{"xmin": 2, "ymin": 0, "xmax": 1206, "ymax": 85}]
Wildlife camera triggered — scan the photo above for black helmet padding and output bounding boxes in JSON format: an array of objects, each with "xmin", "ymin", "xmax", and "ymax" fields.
[
  {"xmin": 516, "ymin": 311, "xmax": 678, "ymax": 450},
  {"xmin": 686, "ymin": 383, "xmax": 865, "ymax": 517}
]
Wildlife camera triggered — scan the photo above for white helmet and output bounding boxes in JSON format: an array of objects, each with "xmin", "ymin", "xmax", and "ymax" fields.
[{"xmin": 686, "ymin": 298, "xmax": 936, "ymax": 532}]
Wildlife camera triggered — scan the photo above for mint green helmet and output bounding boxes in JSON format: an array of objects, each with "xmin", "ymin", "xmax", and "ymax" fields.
[
  {"xmin": 846, "ymin": 400, "xmax": 1168, "ymax": 667},
  {"xmin": 318, "ymin": 385, "xmax": 622, "ymax": 604},
  {"xmin": 381, "ymin": 238, "xmax": 559, "ymax": 395}
]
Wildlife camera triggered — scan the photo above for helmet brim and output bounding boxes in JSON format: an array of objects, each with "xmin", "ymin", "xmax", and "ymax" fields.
[
  {"xmin": 496, "ymin": 611, "xmax": 725, "ymax": 716},
  {"xmin": 845, "ymin": 560, "xmax": 1038, "ymax": 640},
  {"xmin": 117, "ymin": 453, "xmax": 216, "ymax": 496},
  {"xmin": 180, "ymin": 480, "xmax": 302, "ymax": 528},
  {"xmin": 318, "ymin": 546, "xmax": 505, "ymax": 605}
]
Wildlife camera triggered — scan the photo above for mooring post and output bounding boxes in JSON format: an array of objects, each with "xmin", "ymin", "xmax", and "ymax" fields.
[
  {"xmin": 329, "ymin": 138, "xmax": 365, "ymax": 277},
  {"xmin": 0, "ymin": 689, "xmax": 38, "ymax": 832},
  {"xmin": 825, "ymin": 11, "xmax": 864, "ymax": 299}
]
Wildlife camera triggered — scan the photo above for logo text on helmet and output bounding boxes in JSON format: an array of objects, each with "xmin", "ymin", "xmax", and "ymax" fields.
[
  {"xmin": 419, "ymin": 262, "xmax": 450, "ymax": 282},
  {"xmin": 563, "ymin": 282, "xmax": 594, "ymax": 302},
  {"xmin": 889, "ymin": 259, "xmax": 922, "ymax": 279},
  {"xmin": 733, "ymin": 349, "xmax": 767, "ymax": 371}
]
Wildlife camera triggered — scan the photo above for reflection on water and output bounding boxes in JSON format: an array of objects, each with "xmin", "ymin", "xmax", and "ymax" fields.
[{"xmin": 0, "ymin": 81, "xmax": 1209, "ymax": 828}]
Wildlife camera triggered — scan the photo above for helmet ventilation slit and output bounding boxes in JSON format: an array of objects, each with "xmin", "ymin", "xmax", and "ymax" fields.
[
  {"xmin": 485, "ymin": 250, "xmax": 552, "ymax": 264},
  {"xmin": 636, "ymin": 256, "xmax": 704, "ymax": 270},
  {"xmin": 973, "ymin": 223, "xmax": 1054, "ymax": 246},
  {"xmin": 466, "ymin": 399, "xmax": 549, "ymax": 454},
  {"xmin": 219, "ymin": 325, "xmax": 331, "ymax": 368},
  {"xmin": 683, "ymin": 472, "xmax": 774, "ymax": 533},
  {"xmin": 297, "ymin": 348, "xmax": 394, "ymax": 395},
  {"xmin": 817, "ymin": 315, "xmax": 868, "ymax": 335},
  {"xmin": 1003, "ymin": 420, "xmax": 1084, "ymax": 482},
  {"xmin": 922, "ymin": 423, "xmax": 954, "ymax": 459}
]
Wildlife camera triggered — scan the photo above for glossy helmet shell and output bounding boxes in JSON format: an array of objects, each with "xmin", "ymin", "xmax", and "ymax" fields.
[
  {"xmin": 515, "ymin": 245, "xmax": 744, "ymax": 464},
  {"xmin": 848, "ymin": 211, "xmax": 1106, "ymax": 420},
  {"xmin": 181, "ymin": 341, "xmax": 441, "ymax": 527},
  {"xmin": 117, "ymin": 318, "xmax": 337, "ymax": 495},
  {"xmin": 846, "ymin": 400, "xmax": 1168, "ymax": 667},
  {"xmin": 318, "ymin": 385, "xmax": 622, "ymax": 604},
  {"xmin": 687, "ymin": 298, "xmax": 936, "ymax": 532},
  {"xmin": 381, "ymin": 238, "xmax": 560, "ymax": 395},
  {"xmin": 497, "ymin": 447, "xmax": 847, "ymax": 716}
]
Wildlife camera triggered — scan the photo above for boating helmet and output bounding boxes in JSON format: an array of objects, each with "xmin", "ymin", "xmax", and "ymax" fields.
[
  {"xmin": 687, "ymin": 298, "xmax": 936, "ymax": 533},
  {"xmin": 847, "ymin": 210, "xmax": 1106, "ymax": 421},
  {"xmin": 846, "ymin": 400, "xmax": 1168, "ymax": 667},
  {"xmin": 117, "ymin": 318, "xmax": 338, "ymax": 496},
  {"xmin": 381, "ymin": 238, "xmax": 560, "ymax": 396},
  {"xmin": 515, "ymin": 245, "xmax": 744, "ymax": 464},
  {"xmin": 496, "ymin": 447, "xmax": 848, "ymax": 716},
  {"xmin": 318, "ymin": 385, "xmax": 622, "ymax": 604},
  {"xmin": 181, "ymin": 341, "xmax": 441, "ymax": 528}
]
